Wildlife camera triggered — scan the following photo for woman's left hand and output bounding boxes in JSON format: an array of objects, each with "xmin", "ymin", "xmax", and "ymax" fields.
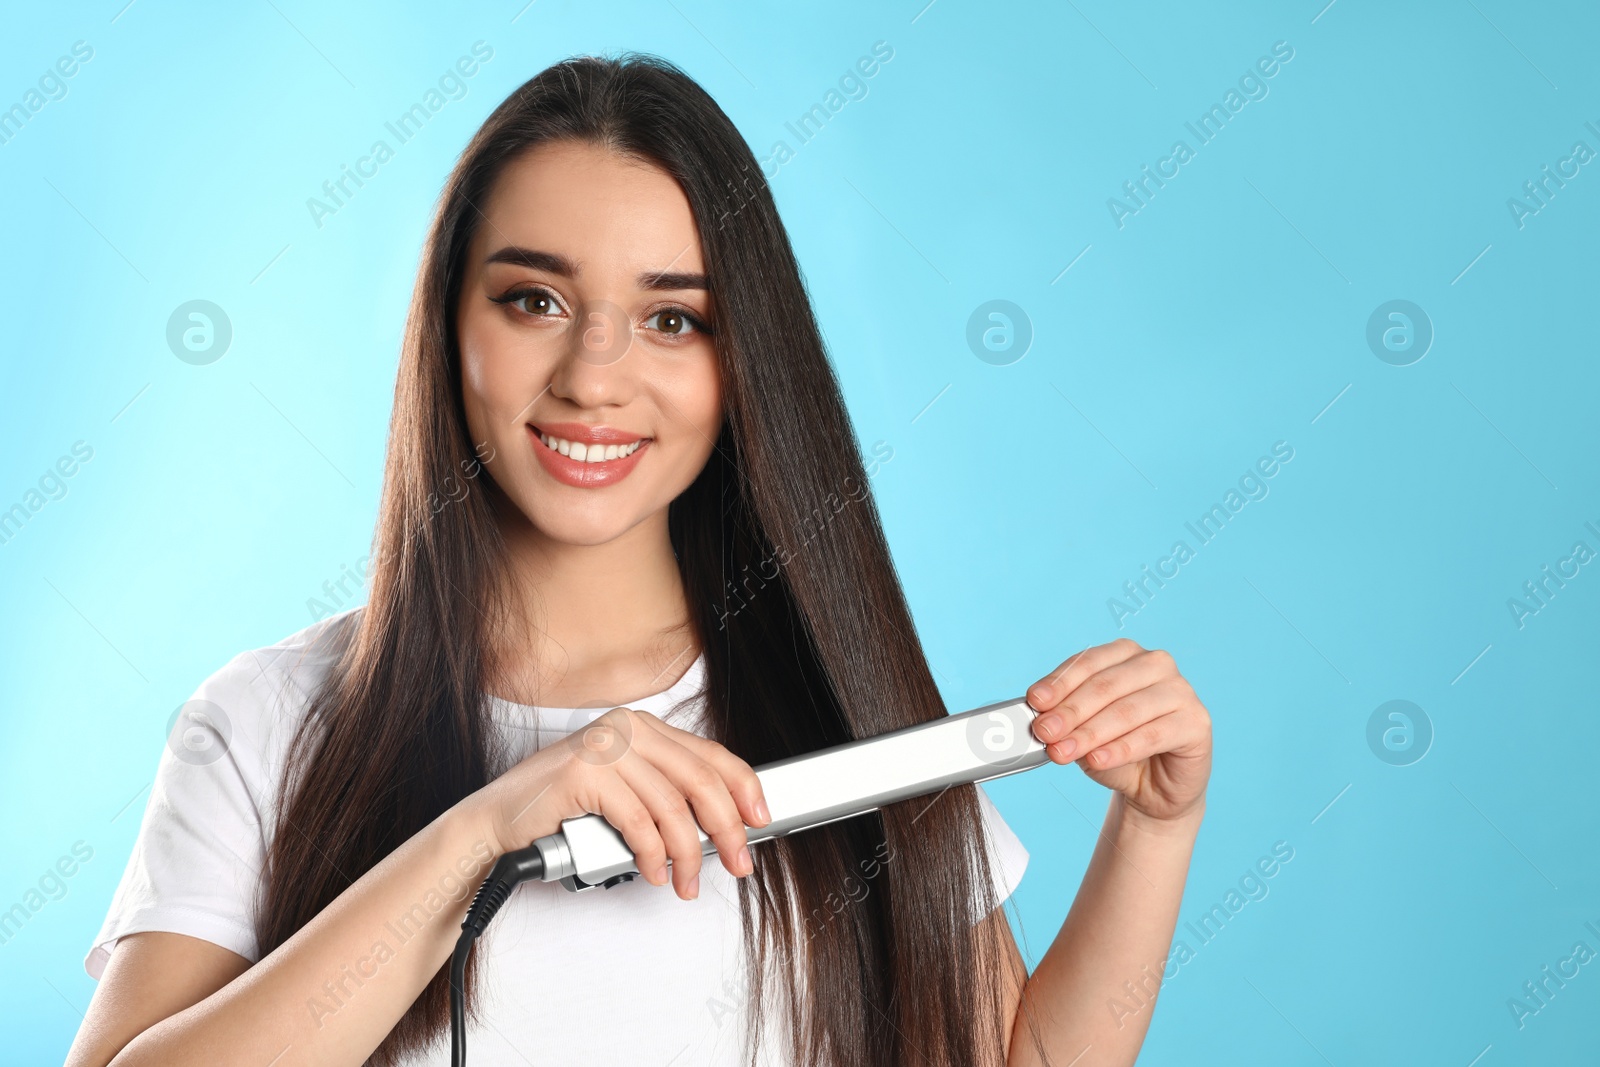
[{"xmin": 1026, "ymin": 638, "xmax": 1212, "ymax": 823}]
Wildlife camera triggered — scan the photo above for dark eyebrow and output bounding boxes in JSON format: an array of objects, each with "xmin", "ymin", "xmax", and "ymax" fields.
[
  {"xmin": 484, "ymin": 246, "xmax": 577, "ymax": 275},
  {"xmin": 638, "ymin": 269, "xmax": 708, "ymax": 292},
  {"xmin": 484, "ymin": 246, "xmax": 707, "ymax": 292}
]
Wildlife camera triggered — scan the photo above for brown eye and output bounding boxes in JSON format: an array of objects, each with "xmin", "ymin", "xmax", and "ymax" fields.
[
  {"xmin": 645, "ymin": 309, "xmax": 702, "ymax": 336},
  {"xmin": 491, "ymin": 286, "xmax": 565, "ymax": 318},
  {"xmin": 516, "ymin": 292, "xmax": 557, "ymax": 316}
]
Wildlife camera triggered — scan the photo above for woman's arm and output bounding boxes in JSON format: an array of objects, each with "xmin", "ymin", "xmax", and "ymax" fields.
[
  {"xmin": 68, "ymin": 707, "xmax": 770, "ymax": 1067},
  {"xmin": 1003, "ymin": 796, "xmax": 1202, "ymax": 1067},
  {"xmin": 67, "ymin": 801, "xmax": 496, "ymax": 1067},
  {"xmin": 997, "ymin": 637, "xmax": 1213, "ymax": 1067},
  {"xmin": 65, "ymin": 934, "xmax": 251, "ymax": 1066}
]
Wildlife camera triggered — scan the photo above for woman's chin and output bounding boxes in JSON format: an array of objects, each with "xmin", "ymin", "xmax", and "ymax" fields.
[{"xmin": 517, "ymin": 499, "xmax": 655, "ymax": 549}]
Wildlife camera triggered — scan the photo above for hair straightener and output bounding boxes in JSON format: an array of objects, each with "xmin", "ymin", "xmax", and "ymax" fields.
[{"xmin": 448, "ymin": 693, "xmax": 1052, "ymax": 1066}]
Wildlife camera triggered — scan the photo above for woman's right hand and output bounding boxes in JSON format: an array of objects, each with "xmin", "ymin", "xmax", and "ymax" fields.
[{"xmin": 464, "ymin": 706, "xmax": 772, "ymax": 900}]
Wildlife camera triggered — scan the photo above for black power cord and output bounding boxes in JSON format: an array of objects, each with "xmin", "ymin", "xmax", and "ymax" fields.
[{"xmin": 451, "ymin": 844, "xmax": 546, "ymax": 1067}]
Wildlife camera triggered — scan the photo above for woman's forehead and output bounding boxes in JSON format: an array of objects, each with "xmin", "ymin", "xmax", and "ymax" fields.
[{"xmin": 475, "ymin": 140, "xmax": 706, "ymax": 280}]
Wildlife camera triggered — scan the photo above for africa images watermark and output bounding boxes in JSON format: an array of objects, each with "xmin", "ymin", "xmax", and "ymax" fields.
[
  {"xmin": 1107, "ymin": 440, "xmax": 1295, "ymax": 628},
  {"xmin": 704, "ymin": 836, "xmax": 899, "ymax": 1031},
  {"xmin": 0, "ymin": 439, "xmax": 95, "ymax": 548},
  {"xmin": 713, "ymin": 440, "xmax": 894, "ymax": 631},
  {"xmin": 1506, "ymin": 118, "xmax": 1600, "ymax": 230},
  {"xmin": 716, "ymin": 40, "xmax": 896, "ymax": 232},
  {"xmin": 304, "ymin": 838, "xmax": 496, "ymax": 1027},
  {"xmin": 307, "ymin": 555, "xmax": 372, "ymax": 623},
  {"xmin": 0, "ymin": 39, "xmax": 94, "ymax": 148},
  {"xmin": 306, "ymin": 41, "xmax": 495, "ymax": 230},
  {"xmin": 800, "ymin": 837, "xmax": 898, "ymax": 945},
  {"xmin": 0, "ymin": 841, "xmax": 95, "ymax": 949},
  {"xmin": 303, "ymin": 441, "xmax": 496, "ymax": 620},
  {"xmin": 1106, "ymin": 40, "xmax": 1296, "ymax": 230},
  {"xmin": 1108, "ymin": 839, "xmax": 1296, "ymax": 1031},
  {"xmin": 1505, "ymin": 517, "xmax": 1600, "ymax": 630},
  {"xmin": 1505, "ymin": 917, "xmax": 1600, "ymax": 1032},
  {"xmin": 396, "ymin": 438, "xmax": 499, "ymax": 552}
]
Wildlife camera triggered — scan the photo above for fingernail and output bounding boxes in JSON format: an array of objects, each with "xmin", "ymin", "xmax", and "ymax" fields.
[
  {"xmin": 687, "ymin": 874, "xmax": 699, "ymax": 899},
  {"xmin": 1035, "ymin": 713, "xmax": 1062, "ymax": 741},
  {"xmin": 754, "ymin": 797, "xmax": 771, "ymax": 825},
  {"xmin": 653, "ymin": 864, "xmax": 669, "ymax": 885},
  {"xmin": 1031, "ymin": 682, "xmax": 1054, "ymax": 703},
  {"xmin": 1055, "ymin": 738, "xmax": 1077, "ymax": 759},
  {"xmin": 737, "ymin": 845, "xmax": 751, "ymax": 874}
]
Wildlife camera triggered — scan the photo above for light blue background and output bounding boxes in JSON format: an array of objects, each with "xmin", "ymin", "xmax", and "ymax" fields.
[{"xmin": 2, "ymin": 2, "xmax": 1596, "ymax": 1064}]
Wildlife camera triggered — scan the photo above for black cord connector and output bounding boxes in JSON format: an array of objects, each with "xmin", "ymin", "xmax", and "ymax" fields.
[{"xmin": 451, "ymin": 844, "xmax": 546, "ymax": 1067}]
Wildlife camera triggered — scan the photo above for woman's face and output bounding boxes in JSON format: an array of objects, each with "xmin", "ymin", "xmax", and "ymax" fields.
[{"xmin": 456, "ymin": 139, "xmax": 722, "ymax": 547}]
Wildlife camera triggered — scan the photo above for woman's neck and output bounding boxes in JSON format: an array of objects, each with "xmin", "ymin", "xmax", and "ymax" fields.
[{"xmin": 490, "ymin": 506, "xmax": 700, "ymax": 707}]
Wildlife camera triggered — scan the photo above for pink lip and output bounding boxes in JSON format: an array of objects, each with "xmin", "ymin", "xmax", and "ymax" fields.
[{"xmin": 529, "ymin": 423, "xmax": 650, "ymax": 488}]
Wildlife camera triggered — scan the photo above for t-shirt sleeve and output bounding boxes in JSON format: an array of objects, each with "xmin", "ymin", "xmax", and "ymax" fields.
[
  {"xmin": 85, "ymin": 652, "xmax": 273, "ymax": 979},
  {"xmin": 972, "ymin": 783, "xmax": 1029, "ymax": 918}
]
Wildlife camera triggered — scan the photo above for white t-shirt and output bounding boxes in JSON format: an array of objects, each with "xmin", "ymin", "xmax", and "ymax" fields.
[{"xmin": 87, "ymin": 610, "xmax": 1030, "ymax": 1064}]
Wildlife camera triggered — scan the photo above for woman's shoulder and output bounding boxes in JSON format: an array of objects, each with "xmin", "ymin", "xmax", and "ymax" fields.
[
  {"xmin": 218, "ymin": 606, "xmax": 361, "ymax": 696},
  {"xmin": 184, "ymin": 607, "xmax": 363, "ymax": 766},
  {"xmin": 85, "ymin": 608, "xmax": 365, "ymax": 978}
]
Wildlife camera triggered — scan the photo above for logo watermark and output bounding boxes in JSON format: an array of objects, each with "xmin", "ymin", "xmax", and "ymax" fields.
[
  {"xmin": 1365, "ymin": 699, "xmax": 1432, "ymax": 767},
  {"xmin": 166, "ymin": 300, "xmax": 232, "ymax": 364},
  {"xmin": 165, "ymin": 700, "xmax": 233, "ymax": 767},
  {"xmin": 1365, "ymin": 299, "xmax": 1432, "ymax": 366},
  {"xmin": 966, "ymin": 300, "xmax": 1032, "ymax": 366}
]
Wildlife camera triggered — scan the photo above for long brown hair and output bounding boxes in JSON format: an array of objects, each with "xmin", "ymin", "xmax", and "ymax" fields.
[{"xmin": 257, "ymin": 52, "xmax": 1023, "ymax": 1067}]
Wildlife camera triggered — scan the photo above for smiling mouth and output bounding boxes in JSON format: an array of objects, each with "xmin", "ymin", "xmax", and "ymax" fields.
[{"xmin": 529, "ymin": 423, "xmax": 652, "ymax": 465}]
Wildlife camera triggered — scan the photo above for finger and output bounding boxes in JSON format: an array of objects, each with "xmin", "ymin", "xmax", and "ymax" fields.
[
  {"xmin": 1027, "ymin": 638, "xmax": 1145, "ymax": 711},
  {"xmin": 1032, "ymin": 649, "xmax": 1171, "ymax": 745},
  {"xmin": 628, "ymin": 715, "xmax": 753, "ymax": 880},
  {"xmin": 586, "ymin": 769, "xmax": 670, "ymax": 888},
  {"xmin": 1079, "ymin": 708, "xmax": 1207, "ymax": 771},
  {"xmin": 635, "ymin": 713, "xmax": 770, "ymax": 830},
  {"xmin": 1058, "ymin": 679, "xmax": 1187, "ymax": 761},
  {"xmin": 615, "ymin": 754, "xmax": 707, "ymax": 899}
]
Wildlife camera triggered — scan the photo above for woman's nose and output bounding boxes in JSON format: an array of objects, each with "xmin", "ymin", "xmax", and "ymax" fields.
[
  {"xmin": 570, "ymin": 298, "xmax": 633, "ymax": 367},
  {"xmin": 548, "ymin": 298, "xmax": 637, "ymax": 406}
]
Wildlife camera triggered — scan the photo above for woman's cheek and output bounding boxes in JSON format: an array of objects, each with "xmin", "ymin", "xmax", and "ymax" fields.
[
  {"xmin": 461, "ymin": 327, "xmax": 537, "ymax": 450},
  {"xmin": 646, "ymin": 352, "xmax": 719, "ymax": 466},
  {"xmin": 683, "ymin": 346, "xmax": 722, "ymax": 441},
  {"xmin": 458, "ymin": 334, "xmax": 495, "ymax": 436}
]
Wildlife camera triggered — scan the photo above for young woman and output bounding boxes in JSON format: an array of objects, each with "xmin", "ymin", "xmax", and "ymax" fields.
[{"xmin": 67, "ymin": 54, "xmax": 1211, "ymax": 1067}]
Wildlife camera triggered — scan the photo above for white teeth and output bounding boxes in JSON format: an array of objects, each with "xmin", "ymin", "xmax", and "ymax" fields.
[{"xmin": 538, "ymin": 432, "xmax": 643, "ymax": 463}]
